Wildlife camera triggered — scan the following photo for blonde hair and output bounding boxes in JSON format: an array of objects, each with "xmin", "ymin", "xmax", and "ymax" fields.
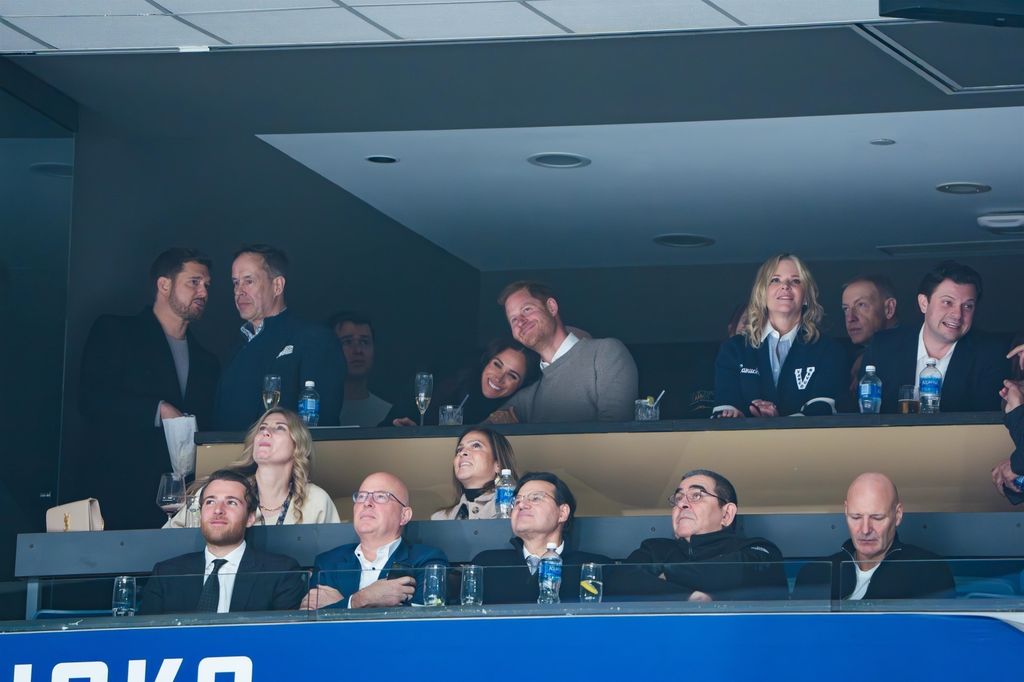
[
  {"xmin": 743, "ymin": 253, "xmax": 823, "ymax": 349},
  {"xmin": 228, "ymin": 407, "xmax": 313, "ymax": 524}
]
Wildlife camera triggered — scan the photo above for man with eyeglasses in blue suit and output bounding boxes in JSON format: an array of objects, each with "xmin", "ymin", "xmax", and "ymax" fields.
[
  {"xmin": 624, "ymin": 469, "xmax": 787, "ymax": 602},
  {"xmin": 301, "ymin": 472, "xmax": 446, "ymax": 609}
]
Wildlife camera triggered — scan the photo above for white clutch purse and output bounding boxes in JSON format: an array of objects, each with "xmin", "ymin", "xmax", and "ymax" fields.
[{"xmin": 46, "ymin": 498, "xmax": 105, "ymax": 532}]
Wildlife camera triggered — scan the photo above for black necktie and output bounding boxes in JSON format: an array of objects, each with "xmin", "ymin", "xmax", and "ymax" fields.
[{"xmin": 196, "ymin": 559, "xmax": 228, "ymax": 612}]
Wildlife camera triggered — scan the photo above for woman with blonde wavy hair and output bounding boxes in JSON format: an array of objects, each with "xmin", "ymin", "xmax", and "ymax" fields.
[
  {"xmin": 165, "ymin": 408, "xmax": 339, "ymax": 527},
  {"xmin": 712, "ymin": 253, "xmax": 846, "ymax": 418}
]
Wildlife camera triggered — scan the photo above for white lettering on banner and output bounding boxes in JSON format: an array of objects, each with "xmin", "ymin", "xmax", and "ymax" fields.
[
  {"xmin": 127, "ymin": 659, "xmax": 183, "ymax": 682},
  {"xmin": 197, "ymin": 657, "xmax": 252, "ymax": 682},
  {"xmin": 53, "ymin": 662, "xmax": 109, "ymax": 681},
  {"xmin": 11, "ymin": 656, "xmax": 252, "ymax": 682}
]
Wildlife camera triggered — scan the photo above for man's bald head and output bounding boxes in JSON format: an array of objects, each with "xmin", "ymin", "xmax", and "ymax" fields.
[
  {"xmin": 353, "ymin": 471, "xmax": 412, "ymax": 546},
  {"xmin": 844, "ymin": 472, "xmax": 903, "ymax": 568}
]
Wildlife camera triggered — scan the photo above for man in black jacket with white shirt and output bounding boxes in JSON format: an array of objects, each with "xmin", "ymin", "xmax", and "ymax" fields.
[{"xmin": 794, "ymin": 472, "xmax": 954, "ymax": 601}]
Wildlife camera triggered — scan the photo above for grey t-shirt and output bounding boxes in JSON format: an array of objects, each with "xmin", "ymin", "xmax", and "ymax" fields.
[{"xmin": 166, "ymin": 335, "xmax": 189, "ymax": 396}]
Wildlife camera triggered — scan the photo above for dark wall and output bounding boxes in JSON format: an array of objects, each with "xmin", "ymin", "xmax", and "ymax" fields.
[{"xmin": 58, "ymin": 113, "xmax": 481, "ymax": 501}]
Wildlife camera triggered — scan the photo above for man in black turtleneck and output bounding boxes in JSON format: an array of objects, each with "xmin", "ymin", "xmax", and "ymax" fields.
[{"xmin": 624, "ymin": 469, "xmax": 787, "ymax": 601}]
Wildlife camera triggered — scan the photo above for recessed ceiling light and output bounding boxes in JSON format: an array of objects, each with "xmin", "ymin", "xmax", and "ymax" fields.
[
  {"xmin": 653, "ymin": 234, "xmax": 715, "ymax": 248},
  {"xmin": 366, "ymin": 155, "xmax": 398, "ymax": 164},
  {"xmin": 527, "ymin": 153, "xmax": 591, "ymax": 169},
  {"xmin": 870, "ymin": 138, "xmax": 896, "ymax": 145},
  {"xmin": 978, "ymin": 213, "xmax": 1024, "ymax": 234},
  {"xmin": 29, "ymin": 162, "xmax": 73, "ymax": 177},
  {"xmin": 936, "ymin": 182, "xmax": 991, "ymax": 194}
]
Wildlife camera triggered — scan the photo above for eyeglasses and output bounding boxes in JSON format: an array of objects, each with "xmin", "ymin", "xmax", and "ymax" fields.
[
  {"xmin": 511, "ymin": 491, "xmax": 556, "ymax": 508},
  {"xmin": 352, "ymin": 490, "xmax": 408, "ymax": 507},
  {"xmin": 667, "ymin": 487, "xmax": 727, "ymax": 508}
]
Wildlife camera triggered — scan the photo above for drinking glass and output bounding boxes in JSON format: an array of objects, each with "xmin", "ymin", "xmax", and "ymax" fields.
[
  {"xmin": 262, "ymin": 374, "xmax": 282, "ymax": 411},
  {"xmin": 460, "ymin": 565, "xmax": 483, "ymax": 606},
  {"xmin": 898, "ymin": 385, "xmax": 920, "ymax": 414},
  {"xmin": 634, "ymin": 399, "xmax": 660, "ymax": 421},
  {"xmin": 439, "ymin": 404, "xmax": 464, "ymax": 426},
  {"xmin": 414, "ymin": 372, "xmax": 433, "ymax": 426},
  {"xmin": 579, "ymin": 562, "xmax": 603, "ymax": 603},
  {"xmin": 422, "ymin": 563, "xmax": 446, "ymax": 606},
  {"xmin": 156, "ymin": 473, "xmax": 185, "ymax": 520},
  {"xmin": 112, "ymin": 576, "xmax": 136, "ymax": 616}
]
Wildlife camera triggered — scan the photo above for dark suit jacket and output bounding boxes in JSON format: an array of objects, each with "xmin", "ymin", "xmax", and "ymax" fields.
[
  {"xmin": 471, "ymin": 537, "xmax": 611, "ymax": 604},
  {"xmin": 312, "ymin": 539, "xmax": 447, "ymax": 608},
  {"xmin": 79, "ymin": 307, "xmax": 219, "ymax": 529},
  {"xmin": 714, "ymin": 331, "xmax": 847, "ymax": 416},
  {"xmin": 138, "ymin": 545, "xmax": 305, "ymax": 615},
  {"xmin": 862, "ymin": 325, "xmax": 1007, "ymax": 413}
]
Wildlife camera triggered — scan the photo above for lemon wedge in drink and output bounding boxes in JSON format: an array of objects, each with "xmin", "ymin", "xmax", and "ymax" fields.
[{"xmin": 580, "ymin": 580, "xmax": 599, "ymax": 595}]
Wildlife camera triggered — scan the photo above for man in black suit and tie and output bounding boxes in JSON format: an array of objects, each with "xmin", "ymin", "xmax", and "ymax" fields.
[
  {"xmin": 79, "ymin": 248, "xmax": 220, "ymax": 529},
  {"xmin": 470, "ymin": 472, "xmax": 610, "ymax": 604},
  {"xmin": 863, "ymin": 261, "xmax": 1007, "ymax": 414},
  {"xmin": 139, "ymin": 470, "xmax": 305, "ymax": 615}
]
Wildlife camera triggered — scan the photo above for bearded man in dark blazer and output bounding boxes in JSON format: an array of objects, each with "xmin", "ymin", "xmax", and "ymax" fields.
[{"xmin": 139, "ymin": 470, "xmax": 304, "ymax": 614}]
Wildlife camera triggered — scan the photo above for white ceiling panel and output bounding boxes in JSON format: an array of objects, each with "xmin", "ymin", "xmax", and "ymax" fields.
[
  {"xmin": 352, "ymin": 0, "xmax": 508, "ymax": 5},
  {"xmin": 714, "ymin": 0, "xmax": 884, "ymax": 25},
  {"xmin": 8, "ymin": 15, "xmax": 217, "ymax": 49},
  {"xmin": 0, "ymin": 21, "xmax": 46, "ymax": 50},
  {"xmin": 528, "ymin": 0, "xmax": 738, "ymax": 33},
  {"xmin": 161, "ymin": 0, "xmax": 336, "ymax": 12},
  {"xmin": 260, "ymin": 107, "xmax": 1024, "ymax": 271},
  {"xmin": 359, "ymin": 2, "xmax": 565, "ymax": 40},
  {"xmin": 0, "ymin": 0, "xmax": 156, "ymax": 17},
  {"xmin": 187, "ymin": 8, "xmax": 391, "ymax": 45}
]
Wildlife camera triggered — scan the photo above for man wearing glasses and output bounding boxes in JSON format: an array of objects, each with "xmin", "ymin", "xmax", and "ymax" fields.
[
  {"xmin": 470, "ymin": 471, "xmax": 610, "ymax": 603},
  {"xmin": 625, "ymin": 469, "xmax": 786, "ymax": 601},
  {"xmin": 301, "ymin": 472, "xmax": 446, "ymax": 609}
]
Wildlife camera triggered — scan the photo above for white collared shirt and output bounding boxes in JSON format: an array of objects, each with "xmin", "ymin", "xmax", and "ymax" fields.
[
  {"xmin": 539, "ymin": 333, "xmax": 580, "ymax": 371},
  {"xmin": 523, "ymin": 541, "xmax": 564, "ymax": 573},
  {"xmin": 354, "ymin": 536, "xmax": 403, "ymax": 591},
  {"xmin": 203, "ymin": 541, "xmax": 246, "ymax": 614},
  {"xmin": 239, "ymin": 307, "xmax": 288, "ymax": 342},
  {"xmin": 761, "ymin": 323, "xmax": 800, "ymax": 386},
  {"xmin": 915, "ymin": 325, "xmax": 957, "ymax": 385}
]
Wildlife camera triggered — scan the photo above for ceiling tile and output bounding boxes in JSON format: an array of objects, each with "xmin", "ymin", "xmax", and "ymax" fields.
[
  {"xmin": 186, "ymin": 8, "xmax": 392, "ymax": 45},
  {"xmin": 161, "ymin": 0, "xmax": 336, "ymax": 12},
  {"xmin": 0, "ymin": 1, "xmax": 155, "ymax": 17},
  {"xmin": 351, "ymin": 0, "xmax": 507, "ymax": 5},
  {"xmin": 358, "ymin": 2, "xmax": 566, "ymax": 40},
  {"xmin": 8, "ymin": 15, "xmax": 219, "ymax": 50},
  {"xmin": 0, "ymin": 21, "xmax": 46, "ymax": 51},
  {"xmin": 528, "ymin": 0, "xmax": 738, "ymax": 32},
  {"xmin": 712, "ymin": 0, "xmax": 883, "ymax": 25}
]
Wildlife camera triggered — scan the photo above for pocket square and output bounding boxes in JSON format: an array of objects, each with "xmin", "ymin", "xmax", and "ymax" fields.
[{"xmin": 277, "ymin": 345, "xmax": 294, "ymax": 358}]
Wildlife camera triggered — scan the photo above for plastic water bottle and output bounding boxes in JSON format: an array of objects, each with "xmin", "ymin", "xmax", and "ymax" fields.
[
  {"xmin": 537, "ymin": 543, "xmax": 562, "ymax": 604},
  {"xmin": 496, "ymin": 469, "xmax": 515, "ymax": 519},
  {"xmin": 919, "ymin": 360, "xmax": 942, "ymax": 414},
  {"xmin": 858, "ymin": 365, "xmax": 882, "ymax": 414},
  {"xmin": 298, "ymin": 380, "xmax": 320, "ymax": 426}
]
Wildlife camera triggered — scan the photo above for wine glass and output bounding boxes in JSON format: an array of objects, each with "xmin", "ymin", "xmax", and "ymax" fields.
[
  {"xmin": 156, "ymin": 473, "xmax": 185, "ymax": 520},
  {"xmin": 262, "ymin": 374, "xmax": 282, "ymax": 411},
  {"xmin": 414, "ymin": 372, "xmax": 433, "ymax": 426}
]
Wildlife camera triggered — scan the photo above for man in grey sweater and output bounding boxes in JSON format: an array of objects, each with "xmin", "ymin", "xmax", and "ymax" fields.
[{"xmin": 493, "ymin": 281, "xmax": 638, "ymax": 423}]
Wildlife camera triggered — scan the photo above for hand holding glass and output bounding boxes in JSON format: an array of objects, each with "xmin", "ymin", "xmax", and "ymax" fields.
[{"xmin": 414, "ymin": 372, "xmax": 433, "ymax": 426}]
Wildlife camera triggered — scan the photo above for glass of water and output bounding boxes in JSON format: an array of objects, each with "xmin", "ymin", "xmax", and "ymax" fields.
[
  {"xmin": 579, "ymin": 563, "xmax": 603, "ymax": 603},
  {"xmin": 422, "ymin": 563, "xmax": 447, "ymax": 606},
  {"xmin": 634, "ymin": 399, "xmax": 660, "ymax": 421},
  {"xmin": 439, "ymin": 404, "xmax": 464, "ymax": 426},
  {"xmin": 460, "ymin": 565, "xmax": 483, "ymax": 606},
  {"xmin": 112, "ymin": 575, "xmax": 136, "ymax": 616}
]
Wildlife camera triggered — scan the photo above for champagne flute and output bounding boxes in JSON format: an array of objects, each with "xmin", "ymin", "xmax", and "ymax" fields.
[
  {"xmin": 262, "ymin": 374, "xmax": 282, "ymax": 410},
  {"xmin": 156, "ymin": 473, "xmax": 185, "ymax": 520},
  {"xmin": 414, "ymin": 372, "xmax": 433, "ymax": 426}
]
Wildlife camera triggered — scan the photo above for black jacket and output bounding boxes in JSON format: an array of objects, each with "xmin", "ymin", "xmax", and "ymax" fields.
[
  {"xmin": 862, "ymin": 325, "xmax": 1007, "ymax": 414},
  {"xmin": 714, "ymin": 331, "xmax": 847, "ymax": 416},
  {"xmin": 471, "ymin": 537, "xmax": 611, "ymax": 604},
  {"xmin": 624, "ymin": 528, "xmax": 788, "ymax": 601},
  {"xmin": 792, "ymin": 534, "xmax": 955, "ymax": 601},
  {"xmin": 79, "ymin": 307, "xmax": 219, "ymax": 529},
  {"xmin": 214, "ymin": 308, "xmax": 346, "ymax": 431},
  {"xmin": 138, "ymin": 545, "xmax": 305, "ymax": 615}
]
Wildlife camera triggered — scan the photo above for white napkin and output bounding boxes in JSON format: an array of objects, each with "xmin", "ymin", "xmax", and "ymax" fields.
[{"xmin": 162, "ymin": 415, "xmax": 197, "ymax": 478}]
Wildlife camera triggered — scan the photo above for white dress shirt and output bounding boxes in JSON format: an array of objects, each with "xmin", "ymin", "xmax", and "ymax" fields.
[
  {"xmin": 762, "ymin": 323, "xmax": 800, "ymax": 386},
  {"xmin": 539, "ymin": 333, "xmax": 580, "ymax": 371},
  {"xmin": 354, "ymin": 536, "xmax": 403, "ymax": 591},
  {"xmin": 915, "ymin": 325, "xmax": 956, "ymax": 385},
  {"xmin": 203, "ymin": 541, "xmax": 246, "ymax": 614}
]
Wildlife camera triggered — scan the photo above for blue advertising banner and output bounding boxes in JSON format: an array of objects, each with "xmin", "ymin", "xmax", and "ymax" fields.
[{"xmin": 3, "ymin": 612, "xmax": 1023, "ymax": 681}]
